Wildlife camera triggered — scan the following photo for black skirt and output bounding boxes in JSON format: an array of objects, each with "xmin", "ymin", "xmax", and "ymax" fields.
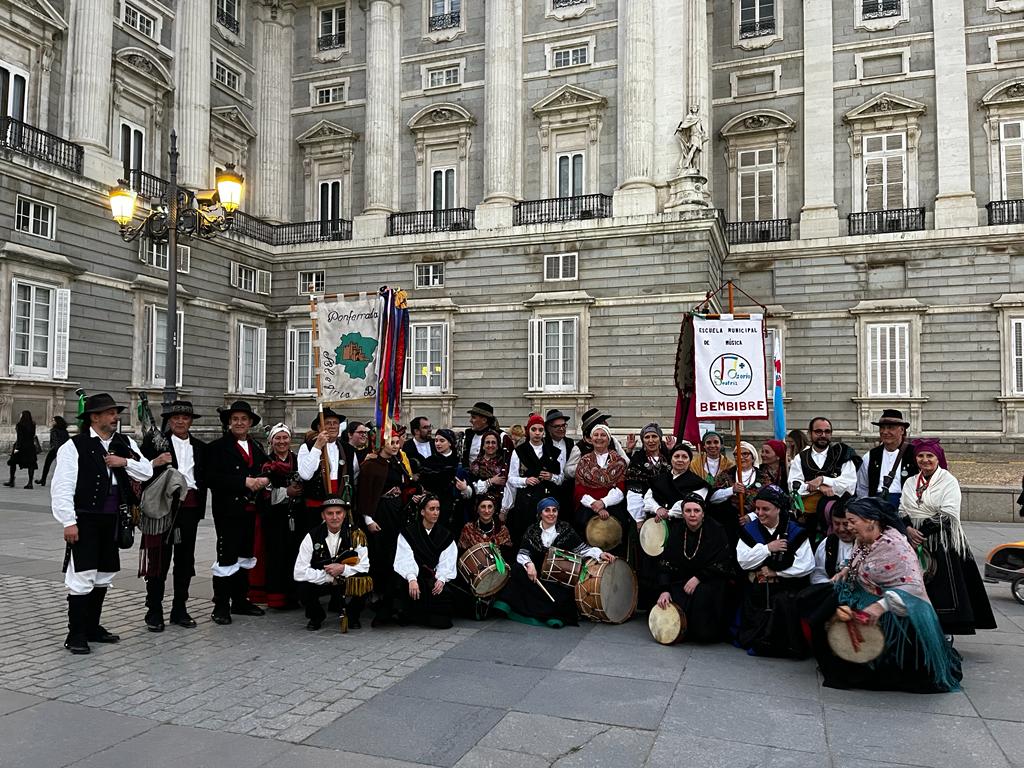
[
  {"xmin": 736, "ymin": 576, "xmax": 811, "ymax": 658},
  {"xmin": 667, "ymin": 579, "xmax": 730, "ymax": 644},
  {"xmin": 493, "ymin": 565, "xmax": 579, "ymax": 625},
  {"xmin": 924, "ymin": 543, "xmax": 997, "ymax": 635}
]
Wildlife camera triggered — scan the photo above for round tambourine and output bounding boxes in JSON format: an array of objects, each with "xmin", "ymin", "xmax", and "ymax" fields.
[
  {"xmin": 586, "ymin": 516, "xmax": 623, "ymax": 550},
  {"xmin": 826, "ymin": 615, "xmax": 885, "ymax": 663},
  {"xmin": 648, "ymin": 602, "xmax": 687, "ymax": 645},
  {"xmin": 640, "ymin": 517, "xmax": 669, "ymax": 557}
]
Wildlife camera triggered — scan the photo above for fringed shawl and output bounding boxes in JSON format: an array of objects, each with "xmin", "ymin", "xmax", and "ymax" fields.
[{"xmin": 899, "ymin": 468, "xmax": 970, "ymax": 556}]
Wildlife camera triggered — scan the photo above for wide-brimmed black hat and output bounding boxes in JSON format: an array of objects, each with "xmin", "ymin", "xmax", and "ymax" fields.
[
  {"xmin": 219, "ymin": 400, "xmax": 261, "ymax": 427},
  {"xmin": 545, "ymin": 409, "xmax": 570, "ymax": 425},
  {"xmin": 871, "ymin": 409, "xmax": 910, "ymax": 429},
  {"xmin": 311, "ymin": 408, "xmax": 345, "ymax": 432},
  {"xmin": 79, "ymin": 393, "xmax": 126, "ymax": 418},
  {"xmin": 467, "ymin": 402, "xmax": 496, "ymax": 420},
  {"xmin": 581, "ymin": 407, "xmax": 610, "ymax": 435},
  {"xmin": 161, "ymin": 400, "xmax": 201, "ymax": 419}
]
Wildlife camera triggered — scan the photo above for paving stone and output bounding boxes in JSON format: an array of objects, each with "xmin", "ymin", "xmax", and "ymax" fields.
[
  {"xmin": 477, "ymin": 712, "xmax": 608, "ymax": 759},
  {"xmin": 555, "ymin": 636, "xmax": 688, "ymax": 684},
  {"xmin": 447, "ymin": 623, "xmax": 588, "ymax": 669},
  {"xmin": 679, "ymin": 644, "xmax": 821, "ymax": 699},
  {"xmin": 261, "ymin": 744, "xmax": 435, "ymax": 768},
  {"xmin": 0, "ymin": 688, "xmax": 43, "ymax": 716},
  {"xmin": 454, "ymin": 746, "xmax": 551, "ymax": 768},
  {"xmin": 386, "ymin": 656, "xmax": 548, "ymax": 708},
  {"xmin": 517, "ymin": 670, "xmax": 673, "ymax": 729},
  {"xmin": 551, "ymin": 726, "xmax": 654, "ymax": 767}
]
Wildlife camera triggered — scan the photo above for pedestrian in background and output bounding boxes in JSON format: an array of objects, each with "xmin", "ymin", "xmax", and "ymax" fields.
[
  {"xmin": 6, "ymin": 410, "xmax": 39, "ymax": 489},
  {"xmin": 36, "ymin": 415, "xmax": 70, "ymax": 487}
]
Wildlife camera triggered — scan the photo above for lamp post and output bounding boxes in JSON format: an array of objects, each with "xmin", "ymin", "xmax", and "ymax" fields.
[{"xmin": 109, "ymin": 130, "xmax": 243, "ymax": 413}]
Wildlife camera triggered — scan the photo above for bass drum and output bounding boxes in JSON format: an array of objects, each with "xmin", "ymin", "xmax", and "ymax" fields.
[
  {"xmin": 575, "ymin": 558, "xmax": 638, "ymax": 624},
  {"xmin": 457, "ymin": 542, "xmax": 509, "ymax": 598},
  {"xmin": 648, "ymin": 602, "xmax": 687, "ymax": 645}
]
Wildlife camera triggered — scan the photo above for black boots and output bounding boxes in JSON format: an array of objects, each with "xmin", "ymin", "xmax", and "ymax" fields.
[
  {"xmin": 24, "ymin": 470, "xmax": 34, "ymax": 489},
  {"xmin": 169, "ymin": 573, "xmax": 196, "ymax": 628},
  {"xmin": 64, "ymin": 595, "xmax": 90, "ymax": 654},
  {"xmin": 211, "ymin": 576, "xmax": 232, "ymax": 624},
  {"xmin": 230, "ymin": 569, "xmax": 264, "ymax": 616},
  {"xmin": 87, "ymin": 587, "xmax": 120, "ymax": 643},
  {"xmin": 3, "ymin": 468, "xmax": 14, "ymax": 487},
  {"xmin": 145, "ymin": 579, "xmax": 165, "ymax": 632}
]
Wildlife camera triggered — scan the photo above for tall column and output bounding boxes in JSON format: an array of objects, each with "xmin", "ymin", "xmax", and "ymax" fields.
[
  {"xmin": 613, "ymin": 0, "xmax": 657, "ymax": 216},
  {"xmin": 685, "ymin": 0, "xmax": 710, "ymax": 184},
  {"xmin": 363, "ymin": 0, "xmax": 398, "ymax": 215},
  {"xmin": 799, "ymin": 0, "xmax": 839, "ymax": 238},
  {"xmin": 932, "ymin": 0, "xmax": 977, "ymax": 228},
  {"xmin": 173, "ymin": 0, "xmax": 212, "ymax": 190},
  {"xmin": 476, "ymin": 0, "xmax": 522, "ymax": 229},
  {"xmin": 67, "ymin": 0, "xmax": 113, "ymax": 150},
  {"xmin": 250, "ymin": 1, "xmax": 294, "ymax": 222}
]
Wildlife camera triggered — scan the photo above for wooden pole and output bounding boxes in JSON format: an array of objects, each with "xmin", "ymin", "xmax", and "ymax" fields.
[
  {"xmin": 309, "ymin": 291, "xmax": 333, "ymax": 493},
  {"xmin": 729, "ymin": 281, "xmax": 746, "ymax": 520}
]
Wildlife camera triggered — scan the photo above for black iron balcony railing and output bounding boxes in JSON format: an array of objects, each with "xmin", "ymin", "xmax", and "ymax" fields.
[
  {"xmin": 428, "ymin": 12, "xmax": 460, "ymax": 31},
  {"xmin": 848, "ymin": 207, "xmax": 925, "ymax": 236},
  {"xmin": 987, "ymin": 200, "xmax": 1024, "ymax": 226},
  {"xmin": 0, "ymin": 117, "xmax": 84, "ymax": 174},
  {"xmin": 317, "ymin": 32, "xmax": 346, "ymax": 51},
  {"xmin": 129, "ymin": 168, "xmax": 170, "ymax": 199},
  {"xmin": 553, "ymin": 0, "xmax": 588, "ymax": 6},
  {"xmin": 862, "ymin": 0, "xmax": 901, "ymax": 20},
  {"xmin": 388, "ymin": 208, "xmax": 474, "ymax": 236},
  {"xmin": 726, "ymin": 218, "xmax": 792, "ymax": 245},
  {"xmin": 231, "ymin": 211, "xmax": 353, "ymax": 245},
  {"xmin": 739, "ymin": 16, "xmax": 776, "ymax": 38},
  {"xmin": 216, "ymin": 7, "xmax": 240, "ymax": 34},
  {"xmin": 513, "ymin": 194, "xmax": 613, "ymax": 226}
]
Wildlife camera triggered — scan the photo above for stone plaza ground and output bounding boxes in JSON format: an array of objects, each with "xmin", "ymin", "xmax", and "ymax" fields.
[{"xmin": 0, "ymin": 483, "xmax": 1022, "ymax": 768}]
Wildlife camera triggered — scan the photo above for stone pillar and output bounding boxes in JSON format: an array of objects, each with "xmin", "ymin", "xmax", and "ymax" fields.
[
  {"xmin": 932, "ymin": 0, "xmax": 977, "ymax": 228},
  {"xmin": 799, "ymin": 0, "xmax": 839, "ymax": 239},
  {"xmin": 613, "ymin": 0, "xmax": 657, "ymax": 217},
  {"xmin": 67, "ymin": 0, "xmax": 113, "ymax": 150},
  {"xmin": 685, "ymin": 0, "xmax": 710, "ymax": 185},
  {"xmin": 476, "ymin": 0, "xmax": 523, "ymax": 229},
  {"xmin": 250, "ymin": 1, "xmax": 294, "ymax": 223},
  {"xmin": 173, "ymin": 0, "xmax": 212, "ymax": 190},
  {"xmin": 363, "ymin": 0, "xmax": 398, "ymax": 215}
]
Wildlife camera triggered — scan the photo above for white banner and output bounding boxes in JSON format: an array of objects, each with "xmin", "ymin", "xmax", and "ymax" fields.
[
  {"xmin": 315, "ymin": 293, "xmax": 381, "ymax": 403},
  {"xmin": 693, "ymin": 315, "xmax": 768, "ymax": 420}
]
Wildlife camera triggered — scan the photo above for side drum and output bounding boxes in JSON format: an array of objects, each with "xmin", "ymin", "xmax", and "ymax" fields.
[
  {"xmin": 457, "ymin": 542, "xmax": 510, "ymax": 598},
  {"xmin": 575, "ymin": 558, "xmax": 638, "ymax": 624},
  {"xmin": 540, "ymin": 547, "xmax": 586, "ymax": 586}
]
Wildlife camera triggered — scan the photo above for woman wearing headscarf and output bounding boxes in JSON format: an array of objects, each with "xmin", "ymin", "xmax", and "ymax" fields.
[
  {"xmin": 393, "ymin": 494, "xmax": 458, "ymax": 629},
  {"xmin": 574, "ymin": 424, "xmax": 630, "ymax": 559},
  {"xmin": 736, "ymin": 485, "xmax": 814, "ymax": 657},
  {"xmin": 655, "ymin": 493, "xmax": 733, "ymax": 643},
  {"xmin": 709, "ymin": 441, "xmax": 768, "ymax": 537},
  {"xmin": 6, "ymin": 410, "xmax": 38, "ymax": 488},
  {"xmin": 493, "ymin": 497, "xmax": 614, "ymax": 628},
  {"xmin": 760, "ymin": 439, "xmax": 788, "ymax": 488},
  {"xmin": 456, "ymin": 494, "xmax": 513, "ymax": 619},
  {"xmin": 417, "ymin": 428, "xmax": 470, "ymax": 535},
  {"xmin": 901, "ymin": 439, "xmax": 996, "ymax": 636},
  {"xmin": 625, "ymin": 423, "xmax": 671, "ymax": 528},
  {"xmin": 504, "ymin": 414, "xmax": 563, "ymax": 547},
  {"xmin": 804, "ymin": 497, "xmax": 962, "ymax": 692},
  {"xmin": 690, "ymin": 430, "xmax": 734, "ymax": 487}
]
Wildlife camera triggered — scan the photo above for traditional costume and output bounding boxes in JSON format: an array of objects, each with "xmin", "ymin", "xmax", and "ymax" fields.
[
  {"xmin": 759, "ymin": 439, "xmax": 789, "ymax": 488},
  {"xmin": 455, "ymin": 495, "xmax": 514, "ymax": 619},
  {"xmin": 789, "ymin": 440, "xmax": 858, "ymax": 540},
  {"xmin": 563, "ymin": 408, "xmax": 628, "ymax": 479},
  {"xmin": 504, "ymin": 415, "xmax": 563, "ymax": 546},
  {"xmin": 856, "ymin": 410, "xmax": 918, "ymax": 507},
  {"xmin": 811, "ymin": 531, "xmax": 855, "ymax": 585},
  {"xmin": 393, "ymin": 499, "xmax": 458, "ymax": 629},
  {"xmin": 573, "ymin": 425, "xmax": 629, "ymax": 558},
  {"xmin": 298, "ymin": 409, "xmax": 352, "ymax": 536},
  {"xmin": 460, "ymin": 402, "xmax": 516, "ymax": 465},
  {"xmin": 544, "ymin": 409, "xmax": 576, "ymax": 513},
  {"xmin": 690, "ymin": 431, "xmax": 734, "ymax": 486},
  {"xmin": 417, "ymin": 428, "xmax": 468, "ymax": 534},
  {"xmin": 708, "ymin": 441, "xmax": 768, "ymax": 536},
  {"xmin": 625, "ymin": 424, "xmax": 671, "ymax": 525}
]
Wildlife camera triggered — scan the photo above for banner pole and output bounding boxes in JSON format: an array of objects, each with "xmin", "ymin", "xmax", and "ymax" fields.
[
  {"xmin": 728, "ymin": 281, "xmax": 746, "ymax": 520},
  {"xmin": 309, "ymin": 291, "xmax": 332, "ymax": 491}
]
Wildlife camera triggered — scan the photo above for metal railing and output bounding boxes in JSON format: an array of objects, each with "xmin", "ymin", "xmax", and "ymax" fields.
[
  {"xmin": 552, "ymin": 0, "xmax": 588, "ymax": 6},
  {"xmin": 388, "ymin": 208, "xmax": 474, "ymax": 236},
  {"xmin": 216, "ymin": 7, "xmax": 240, "ymax": 34},
  {"xmin": 230, "ymin": 211, "xmax": 352, "ymax": 245},
  {"xmin": 848, "ymin": 207, "xmax": 925, "ymax": 235},
  {"xmin": 987, "ymin": 200, "xmax": 1024, "ymax": 226},
  {"xmin": 725, "ymin": 218, "xmax": 792, "ymax": 244},
  {"xmin": 428, "ymin": 12, "xmax": 460, "ymax": 31},
  {"xmin": 513, "ymin": 194, "xmax": 613, "ymax": 226},
  {"xmin": 0, "ymin": 117, "xmax": 84, "ymax": 174},
  {"xmin": 739, "ymin": 16, "xmax": 776, "ymax": 38},
  {"xmin": 317, "ymin": 32, "xmax": 346, "ymax": 51},
  {"xmin": 862, "ymin": 0, "xmax": 901, "ymax": 20},
  {"xmin": 129, "ymin": 168, "xmax": 170, "ymax": 199}
]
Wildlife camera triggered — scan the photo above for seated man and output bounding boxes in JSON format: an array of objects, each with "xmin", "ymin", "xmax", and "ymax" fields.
[
  {"xmin": 811, "ymin": 498, "xmax": 855, "ymax": 585},
  {"xmin": 293, "ymin": 498, "xmax": 371, "ymax": 632}
]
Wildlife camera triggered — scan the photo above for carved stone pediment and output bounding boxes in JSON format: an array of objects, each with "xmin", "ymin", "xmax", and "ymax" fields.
[
  {"xmin": 17, "ymin": 0, "xmax": 67, "ymax": 31},
  {"xmin": 296, "ymin": 119, "xmax": 359, "ymax": 146},
  {"xmin": 532, "ymin": 84, "xmax": 607, "ymax": 116},
  {"xmin": 212, "ymin": 105, "xmax": 257, "ymax": 138},
  {"xmin": 981, "ymin": 79, "xmax": 1024, "ymax": 108},
  {"xmin": 720, "ymin": 109, "xmax": 796, "ymax": 138},
  {"xmin": 843, "ymin": 92, "xmax": 926, "ymax": 124},
  {"xmin": 408, "ymin": 103, "xmax": 475, "ymax": 131},
  {"xmin": 114, "ymin": 47, "xmax": 173, "ymax": 92}
]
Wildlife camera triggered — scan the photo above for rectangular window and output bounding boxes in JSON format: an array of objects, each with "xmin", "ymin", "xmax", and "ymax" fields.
[
  {"xmin": 544, "ymin": 252, "xmax": 578, "ymax": 281},
  {"xmin": 426, "ymin": 66, "xmax": 461, "ymax": 89},
  {"xmin": 431, "ymin": 0, "xmax": 461, "ymax": 12},
  {"xmin": 14, "ymin": 196, "xmax": 55, "ymax": 240},
  {"xmin": 237, "ymin": 323, "xmax": 266, "ymax": 394},
  {"xmin": 315, "ymin": 85, "xmax": 346, "ymax": 105},
  {"xmin": 214, "ymin": 59, "xmax": 241, "ymax": 93},
  {"xmin": 404, "ymin": 322, "xmax": 448, "ymax": 393},
  {"xmin": 431, "ymin": 167, "xmax": 457, "ymax": 210},
  {"xmin": 318, "ymin": 6, "xmax": 347, "ymax": 50},
  {"xmin": 287, "ymin": 327, "xmax": 315, "ymax": 393},
  {"xmin": 1013, "ymin": 319, "xmax": 1024, "ymax": 396},
  {"xmin": 552, "ymin": 45, "xmax": 589, "ymax": 70},
  {"xmin": 739, "ymin": 0, "xmax": 775, "ymax": 38},
  {"xmin": 123, "ymin": 2, "xmax": 156, "ymax": 38},
  {"xmin": 556, "ymin": 152, "xmax": 585, "ymax": 198},
  {"xmin": 529, "ymin": 317, "xmax": 577, "ymax": 392},
  {"xmin": 415, "ymin": 262, "xmax": 445, "ymax": 289},
  {"xmin": 1001, "ymin": 121, "xmax": 1024, "ymax": 200},
  {"xmin": 318, "ymin": 179, "xmax": 342, "ymax": 224},
  {"xmin": 867, "ymin": 322, "xmax": 909, "ymax": 397},
  {"xmin": 231, "ymin": 262, "xmax": 271, "ymax": 295},
  {"xmin": 737, "ymin": 148, "xmax": 776, "ymax": 221},
  {"xmin": 10, "ymin": 280, "xmax": 69, "ymax": 379},
  {"xmin": 863, "ymin": 132, "xmax": 906, "ymax": 212},
  {"xmin": 0, "ymin": 62, "xmax": 28, "ymax": 122},
  {"xmin": 216, "ymin": 0, "xmax": 240, "ymax": 33},
  {"xmin": 119, "ymin": 120, "xmax": 145, "ymax": 179},
  {"xmin": 141, "ymin": 240, "xmax": 190, "ymax": 272},
  {"xmin": 298, "ymin": 270, "xmax": 326, "ymax": 295},
  {"xmin": 146, "ymin": 305, "xmax": 184, "ymax": 387}
]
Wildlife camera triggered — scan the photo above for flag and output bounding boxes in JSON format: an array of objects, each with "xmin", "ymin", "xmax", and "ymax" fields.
[
  {"xmin": 673, "ymin": 314, "xmax": 701, "ymax": 445},
  {"xmin": 373, "ymin": 287, "xmax": 409, "ymax": 449},
  {"xmin": 772, "ymin": 334, "xmax": 786, "ymax": 440},
  {"xmin": 313, "ymin": 292, "xmax": 382, "ymax": 404}
]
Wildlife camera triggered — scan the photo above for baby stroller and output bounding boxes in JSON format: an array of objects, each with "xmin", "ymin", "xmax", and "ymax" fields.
[{"xmin": 985, "ymin": 542, "xmax": 1024, "ymax": 606}]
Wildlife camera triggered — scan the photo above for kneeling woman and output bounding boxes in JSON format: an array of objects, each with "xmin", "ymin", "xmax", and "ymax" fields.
[
  {"xmin": 807, "ymin": 497, "xmax": 962, "ymax": 693},
  {"xmin": 456, "ymin": 495, "xmax": 514, "ymax": 619},
  {"xmin": 494, "ymin": 497, "xmax": 614, "ymax": 628},
  {"xmin": 655, "ymin": 494, "xmax": 733, "ymax": 643},
  {"xmin": 393, "ymin": 495, "xmax": 458, "ymax": 629}
]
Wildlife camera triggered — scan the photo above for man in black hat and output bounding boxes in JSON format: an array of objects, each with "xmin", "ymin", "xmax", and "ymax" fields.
[
  {"xmin": 544, "ymin": 409, "xmax": 575, "ymax": 510},
  {"xmin": 139, "ymin": 400, "xmax": 208, "ymax": 631},
  {"xmin": 855, "ymin": 409, "xmax": 918, "ymax": 507},
  {"xmin": 563, "ymin": 407, "xmax": 628, "ymax": 479},
  {"xmin": 206, "ymin": 400, "xmax": 270, "ymax": 625},
  {"xmin": 461, "ymin": 402, "xmax": 515, "ymax": 465},
  {"xmin": 298, "ymin": 408, "xmax": 354, "ymax": 534},
  {"xmin": 51, "ymin": 393, "xmax": 153, "ymax": 653}
]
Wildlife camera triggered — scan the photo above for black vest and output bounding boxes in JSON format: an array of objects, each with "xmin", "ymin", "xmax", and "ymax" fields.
[
  {"xmin": 71, "ymin": 433, "xmax": 135, "ymax": 513},
  {"xmin": 866, "ymin": 444, "xmax": 917, "ymax": 497},
  {"xmin": 308, "ymin": 522, "xmax": 358, "ymax": 571},
  {"xmin": 798, "ymin": 444, "xmax": 848, "ymax": 482},
  {"xmin": 823, "ymin": 534, "xmax": 840, "ymax": 579},
  {"xmin": 302, "ymin": 440, "xmax": 351, "ymax": 502}
]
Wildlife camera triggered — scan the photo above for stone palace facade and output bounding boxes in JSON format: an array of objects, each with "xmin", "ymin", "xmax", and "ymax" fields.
[{"xmin": 2, "ymin": 0, "xmax": 1024, "ymax": 454}]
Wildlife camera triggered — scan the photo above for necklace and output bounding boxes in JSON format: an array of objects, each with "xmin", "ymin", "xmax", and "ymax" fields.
[
  {"xmin": 915, "ymin": 472, "xmax": 931, "ymax": 502},
  {"xmin": 682, "ymin": 526, "xmax": 703, "ymax": 559}
]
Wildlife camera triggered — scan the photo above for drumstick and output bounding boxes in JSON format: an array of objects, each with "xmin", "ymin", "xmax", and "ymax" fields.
[{"xmin": 535, "ymin": 579, "xmax": 557, "ymax": 603}]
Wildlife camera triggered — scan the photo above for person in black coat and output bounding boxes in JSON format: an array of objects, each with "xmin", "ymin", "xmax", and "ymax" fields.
[
  {"xmin": 36, "ymin": 416, "xmax": 70, "ymax": 486},
  {"xmin": 206, "ymin": 400, "xmax": 270, "ymax": 625},
  {"xmin": 6, "ymin": 410, "xmax": 38, "ymax": 488}
]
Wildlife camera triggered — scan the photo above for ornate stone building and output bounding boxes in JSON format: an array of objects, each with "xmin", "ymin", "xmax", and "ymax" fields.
[{"xmin": 2, "ymin": 0, "xmax": 1024, "ymax": 455}]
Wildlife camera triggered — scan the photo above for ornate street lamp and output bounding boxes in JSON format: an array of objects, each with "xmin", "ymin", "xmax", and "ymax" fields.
[{"xmin": 108, "ymin": 129, "xmax": 244, "ymax": 412}]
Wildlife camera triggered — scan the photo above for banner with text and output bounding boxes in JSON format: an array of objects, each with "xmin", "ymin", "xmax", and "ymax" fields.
[
  {"xmin": 693, "ymin": 314, "xmax": 768, "ymax": 420},
  {"xmin": 315, "ymin": 293, "xmax": 381, "ymax": 403}
]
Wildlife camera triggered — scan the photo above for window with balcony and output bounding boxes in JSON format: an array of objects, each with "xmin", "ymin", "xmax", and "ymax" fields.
[
  {"xmin": 856, "ymin": 0, "xmax": 907, "ymax": 30},
  {"xmin": 10, "ymin": 280, "xmax": 70, "ymax": 380},
  {"xmin": 556, "ymin": 152, "xmax": 585, "ymax": 198},
  {"xmin": 15, "ymin": 196, "xmax": 55, "ymax": 240},
  {"xmin": 862, "ymin": 0, "xmax": 901, "ymax": 19},
  {"xmin": 739, "ymin": 0, "xmax": 775, "ymax": 38},
  {"xmin": 863, "ymin": 132, "xmax": 906, "ymax": 212},
  {"xmin": 415, "ymin": 263, "xmax": 445, "ymax": 289},
  {"xmin": 216, "ymin": 0, "xmax": 240, "ymax": 34},
  {"xmin": 287, "ymin": 327, "xmax": 315, "ymax": 393},
  {"xmin": 737, "ymin": 148, "xmax": 776, "ymax": 221},
  {"xmin": 119, "ymin": 120, "xmax": 145, "ymax": 179},
  {"xmin": 431, "ymin": 167, "xmax": 457, "ymax": 210},
  {"xmin": 318, "ymin": 6, "xmax": 346, "ymax": 51},
  {"xmin": 0, "ymin": 61, "xmax": 28, "ymax": 123},
  {"xmin": 429, "ymin": 0, "xmax": 461, "ymax": 31}
]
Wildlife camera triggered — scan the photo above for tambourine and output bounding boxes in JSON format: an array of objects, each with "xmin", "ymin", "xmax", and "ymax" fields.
[
  {"xmin": 826, "ymin": 606, "xmax": 884, "ymax": 663},
  {"xmin": 640, "ymin": 517, "xmax": 668, "ymax": 557}
]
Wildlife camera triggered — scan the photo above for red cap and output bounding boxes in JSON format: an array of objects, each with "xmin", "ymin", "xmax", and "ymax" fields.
[
  {"xmin": 765, "ymin": 440, "xmax": 787, "ymax": 462},
  {"xmin": 527, "ymin": 413, "xmax": 545, "ymax": 430}
]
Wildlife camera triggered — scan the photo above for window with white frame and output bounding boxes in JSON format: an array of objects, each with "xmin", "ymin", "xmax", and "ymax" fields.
[
  {"xmin": 10, "ymin": 280, "xmax": 70, "ymax": 379},
  {"xmin": 551, "ymin": 44, "xmax": 589, "ymax": 70},
  {"xmin": 119, "ymin": 120, "xmax": 145, "ymax": 178},
  {"xmin": 317, "ymin": 5, "xmax": 347, "ymax": 50},
  {"xmin": 123, "ymin": 1, "xmax": 157, "ymax": 38},
  {"xmin": 544, "ymin": 252, "xmax": 578, "ymax": 282},
  {"xmin": 315, "ymin": 84, "xmax": 346, "ymax": 105},
  {"xmin": 237, "ymin": 322, "xmax": 266, "ymax": 394},
  {"xmin": 231, "ymin": 262, "xmax": 271, "ymax": 295},
  {"xmin": 14, "ymin": 197, "xmax": 55, "ymax": 240},
  {"xmin": 216, "ymin": 0, "xmax": 240, "ymax": 34},
  {"xmin": 866, "ymin": 322, "xmax": 909, "ymax": 397},
  {"xmin": 862, "ymin": 132, "xmax": 906, "ymax": 212},
  {"xmin": 1012, "ymin": 318, "xmax": 1024, "ymax": 396},
  {"xmin": 431, "ymin": 167, "xmax": 457, "ymax": 209},
  {"xmin": 287, "ymin": 327, "xmax": 315, "ymax": 393},
  {"xmin": 214, "ymin": 59, "xmax": 241, "ymax": 93},
  {"xmin": 298, "ymin": 270, "xmax": 325, "ymax": 295},
  {"xmin": 145, "ymin": 305, "xmax": 184, "ymax": 387},
  {"xmin": 404, "ymin": 322, "xmax": 448, "ymax": 393},
  {"xmin": 529, "ymin": 317, "xmax": 578, "ymax": 392},
  {"xmin": 1001, "ymin": 121, "xmax": 1024, "ymax": 200},
  {"xmin": 739, "ymin": 0, "xmax": 775, "ymax": 38},
  {"xmin": 426, "ymin": 65, "xmax": 460, "ymax": 89},
  {"xmin": 556, "ymin": 152, "xmax": 585, "ymax": 198},
  {"xmin": 415, "ymin": 263, "xmax": 445, "ymax": 289},
  {"xmin": 141, "ymin": 240, "xmax": 190, "ymax": 272},
  {"xmin": 0, "ymin": 61, "xmax": 28, "ymax": 122},
  {"xmin": 737, "ymin": 148, "xmax": 776, "ymax": 221}
]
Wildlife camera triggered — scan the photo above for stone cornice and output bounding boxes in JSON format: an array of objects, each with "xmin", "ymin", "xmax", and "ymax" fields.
[{"xmin": 0, "ymin": 242, "xmax": 84, "ymax": 275}]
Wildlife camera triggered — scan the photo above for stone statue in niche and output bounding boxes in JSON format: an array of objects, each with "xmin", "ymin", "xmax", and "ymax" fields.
[{"xmin": 675, "ymin": 104, "xmax": 707, "ymax": 173}]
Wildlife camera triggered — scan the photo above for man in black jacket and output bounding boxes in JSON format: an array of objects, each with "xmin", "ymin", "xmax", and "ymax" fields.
[{"xmin": 206, "ymin": 400, "xmax": 270, "ymax": 625}]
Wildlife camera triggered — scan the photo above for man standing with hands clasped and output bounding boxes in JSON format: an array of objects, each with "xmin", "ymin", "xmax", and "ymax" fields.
[{"xmin": 51, "ymin": 393, "xmax": 153, "ymax": 654}]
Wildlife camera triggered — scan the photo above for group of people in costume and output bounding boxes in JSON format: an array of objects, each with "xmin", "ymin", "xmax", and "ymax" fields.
[{"xmin": 50, "ymin": 395, "xmax": 994, "ymax": 694}]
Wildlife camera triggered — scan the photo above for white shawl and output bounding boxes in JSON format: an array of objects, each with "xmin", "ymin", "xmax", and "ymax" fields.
[{"xmin": 899, "ymin": 468, "xmax": 970, "ymax": 556}]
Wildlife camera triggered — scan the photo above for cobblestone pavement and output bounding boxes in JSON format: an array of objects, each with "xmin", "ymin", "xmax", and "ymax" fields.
[{"xmin": 1, "ymin": 484, "xmax": 1023, "ymax": 768}]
